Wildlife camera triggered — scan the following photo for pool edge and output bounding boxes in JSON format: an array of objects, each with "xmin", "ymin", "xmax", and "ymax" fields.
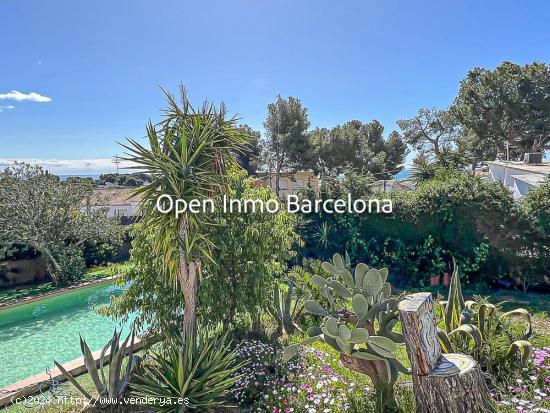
[
  {"xmin": 0, "ymin": 276, "xmax": 118, "ymax": 312},
  {"xmin": 0, "ymin": 336, "xmax": 147, "ymax": 409}
]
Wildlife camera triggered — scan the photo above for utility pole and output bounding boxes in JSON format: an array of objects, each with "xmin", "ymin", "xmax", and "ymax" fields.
[{"xmin": 112, "ymin": 155, "xmax": 121, "ymax": 174}]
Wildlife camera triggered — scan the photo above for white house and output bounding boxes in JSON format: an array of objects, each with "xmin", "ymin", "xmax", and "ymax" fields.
[
  {"xmin": 487, "ymin": 159, "xmax": 550, "ymax": 200},
  {"xmin": 82, "ymin": 188, "xmax": 142, "ymax": 220}
]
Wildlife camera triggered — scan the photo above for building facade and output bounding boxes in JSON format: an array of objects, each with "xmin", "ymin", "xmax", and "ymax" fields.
[{"xmin": 487, "ymin": 160, "xmax": 550, "ymax": 200}]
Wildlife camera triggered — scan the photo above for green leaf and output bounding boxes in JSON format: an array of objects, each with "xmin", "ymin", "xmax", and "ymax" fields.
[
  {"xmin": 333, "ymin": 253, "xmax": 345, "ymax": 270},
  {"xmin": 330, "ymin": 280, "xmax": 352, "ymax": 298},
  {"xmin": 321, "ymin": 262, "xmax": 340, "ymax": 277},
  {"xmin": 354, "ymin": 263, "xmax": 369, "ymax": 288},
  {"xmin": 363, "ymin": 269, "xmax": 383, "ymax": 296},
  {"xmin": 351, "ymin": 351, "xmax": 384, "ymax": 361},
  {"xmin": 307, "ymin": 326, "xmax": 323, "ymax": 337},
  {"xmin": 449, "ymin": 324, "xmax": 482, "ymax": 349},
  {"xmin": 349, "ymin": 328, "xmax": 370, "ymax": 343},
  {"xmin": 324, "ymin": 335, "xmax": 342, "ymax": 353},
  {"xmin": 381, "ymin": 282, "xmax": 391, "ymax": 298},
  {"xmin": 282, "ymin": 337, "xmax": 320, "ymax": 361},
  {"xmin": 379, "ymin": 268, "xmax": 389, "ymax": 283},
  {"xmin": 54, "ymin": 360, "xmax": 94, "ymax": 400},
  {"xmin": 499, "ymin": 309, "xmax": 532, "ymax": 340},
  {"xmin": 368, "ymin": 336, "xmax": 397, "ymax": 353},
  {"xmin": 341, "ymin": 269, "xmax": 355, "ymax": 288},
  {"xmin": 506, "ymin": 340, "xmax": 534, "ymax": 366},
  {"xmin": 326, "ymin": 318, "xmax": 340, "ymax": 337},
  {"xmin": 368, "ymin": 344, "xmax": 396, "ymax": 359},
  {"xmin": 437, "ymin": 328, "xmax": 454, "ymax": 353},
  {"xmin": 304, "ymin": 300, "xmax": 329, "ymax": 316},
  {"xmin": 335, "ymin": 337, "xmax": 349, "ymax": 353},
  {"xmin": 352, "ymin": 294, "xmax": 369, "ymax": 321},
  {"xmin": 477, "ymin": 303, "xmax": 496, "ymax": 337},
  {"xmin": 339, "ymin": 325, "xmax": 352, "ymax": 341},
  {"xmin": 311, "ymin": 275, "xmax": 329, "ymax": 288}
]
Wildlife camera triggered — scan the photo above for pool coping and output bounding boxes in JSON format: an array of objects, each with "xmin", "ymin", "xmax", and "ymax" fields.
[
  {"xmin": 0, "ymin": 275, "xmax": 118, "ymax": 311},
  {"xmin": 0, "ymin": 336, "xmax": 148, "ymax": 409}
]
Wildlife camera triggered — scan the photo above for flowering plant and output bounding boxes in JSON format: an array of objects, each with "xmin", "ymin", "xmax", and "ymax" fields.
[{"xmin": 492, "ymin": 347, "xmax": 550, "ymax": 412}]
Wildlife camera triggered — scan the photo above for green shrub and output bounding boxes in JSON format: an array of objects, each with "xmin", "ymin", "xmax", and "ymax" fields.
[{"xmin": 298, "ymin": 171, "xmax": 542, "ymax": 288}]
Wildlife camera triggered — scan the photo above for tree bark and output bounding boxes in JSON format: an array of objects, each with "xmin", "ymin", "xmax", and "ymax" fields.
[
  {"xmin": 41, "ymin": 246, "xmax": 63, "ymax": 284},
  {"xmin": 412, "ymin": 354, "xmax": 495, "ymax": 413},
  {"xmin": 399, "ymin": 293, "xmax": 496, "ymax": 413},
  {"xmin": 340, "ymin": 354, "xmax": 399, "ymax": 412},
  {"xmin": 179, "ymin": 260, "xmax": 198, "ymax": 343},
  {"xmin": 177, "ymin": 218, "xmax": 198, "ymax": 344}
]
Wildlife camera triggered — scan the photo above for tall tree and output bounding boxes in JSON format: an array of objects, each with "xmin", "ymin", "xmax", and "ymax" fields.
[
  {"xmin": 123, "ymin": 86, "xmax": 249, "ymax": 342},
  {"xmin": 0, "ymin": 163, "xmax": 123, "ymax": 284},
  {"xmin": 397, "ymin": 108, "xmax": 460, "ymax": 158},
  {"xmin": 311, "ymin": 120, "xmax": 408, "ymax": 179},
  {"xmin": 263, "ymin": 96, "xmax": 312, "ymax": 195},
  {"xmin": 234, "ymin": 124, "xmax": 261, "ymax": 175},
  {"xmin": 452, "ymin": 61, "xmax": 550, "ymax": 161}
]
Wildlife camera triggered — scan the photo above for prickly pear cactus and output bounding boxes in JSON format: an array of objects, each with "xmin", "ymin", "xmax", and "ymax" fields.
[{"xmin": 283, "ymin": 253, "xmax": 409, "ymax": 395}]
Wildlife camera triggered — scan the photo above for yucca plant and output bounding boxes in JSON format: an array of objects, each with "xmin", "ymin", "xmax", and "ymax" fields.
[
  {"xmin": 437, "ymin": 262, "xmax": 533, "ymax": 378},
  {"xmin": 54, "ymin": 329, "xmax": 139, "ymax": 410},
  {"xmin": 122, "ymin": 86, "xmax": 250, "ymax": 344},
  {"xmin": 131, "ymin": 329, "xmax": 244, "ymax": 412},
  {"xmin": 283, "ymin": 253, "xmax": 407, "ymax": 413}
]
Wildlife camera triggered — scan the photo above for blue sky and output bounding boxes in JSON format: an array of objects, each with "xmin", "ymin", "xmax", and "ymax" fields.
[{"xmin": 1, "ymin": 0, "xmax": 549, "ymax": 174}]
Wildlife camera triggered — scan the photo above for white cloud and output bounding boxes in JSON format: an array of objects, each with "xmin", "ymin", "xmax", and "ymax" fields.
[
  {"xmin": 0, "ymin": 90, "xmax": 52, "ymax": 103},
  {"xmin": 0, "ymin": 158, "xmax": 138, "ymax": 174},
  {"xmin": 0, "ymin": 105, "xmax": 16, "ymax": 112}
]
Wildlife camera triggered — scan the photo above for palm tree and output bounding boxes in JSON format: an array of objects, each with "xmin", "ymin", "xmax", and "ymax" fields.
[{"xmin": 122, "ymin": 86, "xmax": 249, "ymax": 342}]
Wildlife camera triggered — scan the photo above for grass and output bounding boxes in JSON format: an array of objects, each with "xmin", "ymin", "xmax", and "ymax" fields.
[{"xmin": 0, "ymin": 262, "xmax": 129, "ymax": 306}]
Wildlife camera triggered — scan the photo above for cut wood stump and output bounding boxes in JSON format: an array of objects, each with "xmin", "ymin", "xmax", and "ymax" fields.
[{"xmin": 399, "ymin": 292, "xmax": 496, "ymax": 413}]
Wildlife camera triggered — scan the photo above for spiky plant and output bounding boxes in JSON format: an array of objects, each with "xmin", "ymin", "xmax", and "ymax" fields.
[
  {"xmin": 122, "ymin": 86, "xmax": 250, "ymax": 343},
  {"xmin": 54, "ymin": 329, "xmax": 139, "ymax": 410},
  {"xmin": 266, "ymin": 268, "xmax": 311, "ymax": 338},
  {"xmin": 437, "ymin": 262, "xmax": 533, "ymax": 379},
  {"xmin": 131, "ymin": 328, "xmax": 243, "ymax": 412},
  {"xmin": 283, "ymin": 253, "xmax": 408, "ymax": 412}
]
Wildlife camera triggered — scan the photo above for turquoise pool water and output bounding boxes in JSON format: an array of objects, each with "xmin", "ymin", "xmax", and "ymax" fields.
[{"xmin": 0, "ymin": 282, "xmax": 135, "ymax": 388}]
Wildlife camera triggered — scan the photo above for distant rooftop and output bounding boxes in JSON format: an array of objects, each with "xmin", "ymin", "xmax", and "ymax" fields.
[
  {"xmin": 487, "ymin": 160, "xmax": 550, "ymax": 174},
  {"xmin": 88, "ymin": 187, "xmax": 143, "ymax": 206}
]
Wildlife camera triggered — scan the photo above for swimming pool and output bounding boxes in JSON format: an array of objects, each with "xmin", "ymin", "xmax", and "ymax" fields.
[{"xmin": 0, "ymin": 282, "xmax": 135, "ymax": 388}]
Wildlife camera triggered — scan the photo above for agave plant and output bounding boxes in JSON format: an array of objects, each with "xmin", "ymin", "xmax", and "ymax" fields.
[
  {"xmin": 437, "ymin": 262, "xmax": 533, "ymax": 376},
  {"xmin": 54, "ymin": 329, "xmax": 140, "ymax": 409},
  {"xmin": 267, "ymin": 267, "xmax": 313, "ymax": 338},
  {"xmin": 131, "ymin": 328, "xmax": 243, "ymax": 412},
  {"xmin": 283, "ymin": 253, "xmax": 407, "ymax": 412}
]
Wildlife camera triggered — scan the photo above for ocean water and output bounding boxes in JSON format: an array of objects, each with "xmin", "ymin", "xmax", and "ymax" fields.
[{"xmin": 57, "ymin": 174, "xmax": 101, "ymax": 181}]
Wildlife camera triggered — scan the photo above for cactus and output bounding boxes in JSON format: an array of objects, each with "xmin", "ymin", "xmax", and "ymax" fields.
[
  {"xmin": 283, "ymin": 253, "xmax": 408, "ymax": 412},
  {"xmin": 54, "ymin": 329, "xmax": 140, "ymax": 408}
]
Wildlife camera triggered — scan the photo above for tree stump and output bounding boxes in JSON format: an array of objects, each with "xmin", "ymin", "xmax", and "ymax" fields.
[{"xmin": 399, "ymin": 293, "xmax": 495, "ymax": 413}]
